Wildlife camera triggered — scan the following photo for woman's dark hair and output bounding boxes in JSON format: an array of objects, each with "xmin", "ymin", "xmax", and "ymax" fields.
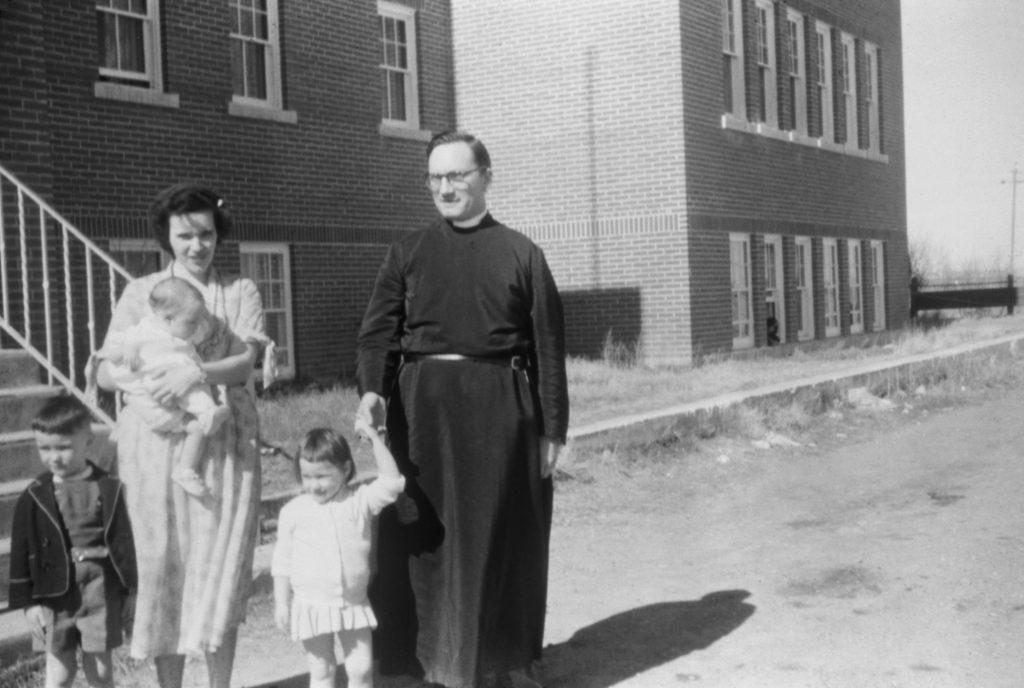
[
  {"xmin": 294, "ymin": 428, "xmax": 356, "ymax": 485},
  {"xmin": 426, "ymin": 130, "xmax": 492, "ymax": 169},
  {"xmin": 150, "ymin": 182, "xmax": 233, "ymax": 253}
]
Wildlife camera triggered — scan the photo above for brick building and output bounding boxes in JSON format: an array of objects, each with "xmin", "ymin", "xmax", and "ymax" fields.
[
  {"xmin": 1, "ymin": 0, "xmax": 455, "ymax": 382},
  {"xmin": 1, "ymin": 0, "xmax": 909, "ymax": 382},
  {"xmin": 450, "ymin": 0, "xmax": 909, "ymax": 364}
]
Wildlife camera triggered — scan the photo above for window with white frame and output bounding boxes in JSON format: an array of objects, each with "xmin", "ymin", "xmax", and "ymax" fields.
[
  {"xmin": 379, "ymin": 1, "xmax": 421, "ymax": 130},
  {"xmin": 848, "ymin": 240, "xmax": 864, "ymax": 334},
  {"xmin": 721, "ymin": 0, "xmax": 745, "ymax": 120},
  {"xmin": 754, "ymin": 1, "xmax": 777, "ymax": 128},
  {"xmin": 96, "ymin": 0, "xmax": 163, "ymax": 90},
  {"xmin": 864, "ymin": 42, "xmax": 881, "ymax": 153},
  {"xmin": 107, "ymin": 238, "xmax": 167, "ymax": 279},
  {"xmin": 229, "ymin": 0, "xmax": 283, "ymax": 108},
  {"xmin": 815, "ymin": 21, "xmax": 834, "ymax": 142},
  {"xmin": 786, "ymin": 10, "xmax": 807, "ymax": 135},
  {"xmin": 239, "ymin": 243, "xmax": 295, "ymax": 380},
  {"xmin": 840, "ymin": 32, "xmax": 858, "ymax": 147},
  {"xmin": 823, "ymin": 238, "xmax": 840, "ymax": 337},
  {"xmin": 730, "ymin": 234, "xmax": 754, "ymax": 349},
  {"xmin": 795, "ymin": 237, "xmax": 814, "ymax": 341},
  {"xmin": 871, "ymin": 240, "xmax": 886, "ymax": 331}
]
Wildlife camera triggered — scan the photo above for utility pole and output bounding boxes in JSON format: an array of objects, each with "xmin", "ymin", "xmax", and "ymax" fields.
[{"xmin": 1002, "ymin": 164, "xmax": 1023, "ymax": 278}]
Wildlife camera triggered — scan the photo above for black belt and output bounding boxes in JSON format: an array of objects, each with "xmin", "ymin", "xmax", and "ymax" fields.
[{"xmin": 403, "ymin": 353, "xmax": 528, "ymax": 370}]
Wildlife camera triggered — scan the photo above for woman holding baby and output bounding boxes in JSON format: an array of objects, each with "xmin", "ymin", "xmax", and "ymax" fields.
[{"xmin": 95, "ymin": 183, "xmax": 270, "ymax": 688}]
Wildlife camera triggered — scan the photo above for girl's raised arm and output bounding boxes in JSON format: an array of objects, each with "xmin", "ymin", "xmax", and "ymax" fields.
[{"xmin": 354, "ymin": 417, "xmax": 400, "ymax": 480}]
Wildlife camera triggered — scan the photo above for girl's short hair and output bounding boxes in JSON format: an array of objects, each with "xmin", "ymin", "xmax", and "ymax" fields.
[
  {"xmin": 150, "ymin": 182, "xmax": 232, "ymax": 253},
  {"xmin": 294, "ymin": 428, "xmax": 356, "ymax": 484}
]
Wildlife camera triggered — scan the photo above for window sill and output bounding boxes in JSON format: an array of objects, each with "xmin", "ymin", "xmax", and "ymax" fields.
[
  {"xmin": 722, "ymin": 114, "xmax": 889, "ymax": 163},
  {"xmin": 379, "ymin": 123, "xmax": 433, "ymax": 142},
  {"xmin": 228, "ymin": 100, "xmax": 298, "ymax": 124},
  {"xmin": 94, "ymin": 82, "xmax": 179, "ymax": 108},
  {"xmin": 755, "ymin": 122, "xmax": 789, "ymax": 141}
]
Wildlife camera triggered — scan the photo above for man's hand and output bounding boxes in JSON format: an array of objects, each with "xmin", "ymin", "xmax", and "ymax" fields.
[
  {"xmin": 540, "ymin": 437, "xmax": 563, "ymax": 479},
  {"xmin": 356, "ymin": 392, "xmax": 387, "ymax": 435}
]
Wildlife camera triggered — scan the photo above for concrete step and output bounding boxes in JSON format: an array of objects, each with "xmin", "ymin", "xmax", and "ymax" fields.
[
  {"xmin": 0, "ymin": 432, "xmax": 39, "ymax": 484},
  {"xmin": 0, "ymin": 478, "xmax": 33, "ymax": 540},
  {"xmin": 0, "ymin": 385, "xmax": 60, "ymax": 435},
  {"xmin": 0, "ymin": 351, "xmax": 41, "ymax": 388}
]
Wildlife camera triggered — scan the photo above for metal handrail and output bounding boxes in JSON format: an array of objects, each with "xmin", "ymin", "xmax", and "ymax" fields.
[{"xmin": 0, "ymin": 162, "xmax": 132, "ymax": 427}]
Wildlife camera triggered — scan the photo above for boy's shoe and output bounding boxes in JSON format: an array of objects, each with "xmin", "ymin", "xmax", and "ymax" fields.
[{"xmin": 173, "ymin": 467, "xmax": 209, "ymax": 498}]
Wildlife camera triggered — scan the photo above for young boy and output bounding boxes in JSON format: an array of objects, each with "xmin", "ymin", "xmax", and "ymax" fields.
[
  {"xmin": 96, "ymin": 276, "xmax": 231, "ymax": 498},
  {"xmin": 8, "ymin": 394, "xmax": 136, "ymax": 688}
]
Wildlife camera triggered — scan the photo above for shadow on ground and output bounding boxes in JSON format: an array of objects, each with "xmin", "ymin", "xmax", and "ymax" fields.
[
  {"xmin": 540, "ymin": 590, "xmax": 755, "ymax": 688},
  {"xmin": 247, "ymin": 675, "xmax": 308, "ymax": 688},
  {"xmin": 244, "ymin": 591, "xmax": 754, "ymax": 688}
]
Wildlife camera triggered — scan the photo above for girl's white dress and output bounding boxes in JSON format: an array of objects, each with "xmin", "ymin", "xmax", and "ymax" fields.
[{"xmin": 272, "ymin": 475, "xmax": 405, "ymax": 640}]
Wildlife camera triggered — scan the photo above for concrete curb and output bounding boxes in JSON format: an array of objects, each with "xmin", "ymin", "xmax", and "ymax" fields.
[
  {"xmin": 3, "ymin": 332, "xmax": 1022, "ymax": 669},
  {"xmin": 566, "ymin": 332, "xmax": 1024, "ymax": 442}
]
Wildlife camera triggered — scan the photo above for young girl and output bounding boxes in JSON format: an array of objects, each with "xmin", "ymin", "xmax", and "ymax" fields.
[{"xmin": 272, "ymin": 419, "xmax": 404, "ymax": 688}]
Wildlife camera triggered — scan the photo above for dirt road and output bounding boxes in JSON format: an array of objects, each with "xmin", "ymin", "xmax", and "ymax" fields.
[
  {"xmin": 539, "ymin": 389, "xmax": 1024, "ymax": 688},
  {"xmin": 208, "ymin": 386, "xmax": 1024, "ymax": 688}
]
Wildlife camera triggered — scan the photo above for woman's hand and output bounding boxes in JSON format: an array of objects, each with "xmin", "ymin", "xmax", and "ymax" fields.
[{"xmin": 147, "ymin": 363, "xmax": 204, "ymax": 406}]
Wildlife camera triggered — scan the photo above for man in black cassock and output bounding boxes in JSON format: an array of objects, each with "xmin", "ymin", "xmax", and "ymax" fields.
[{"xmin": 356, "ymin": 131, "xmax": 569, "ymax": 688}]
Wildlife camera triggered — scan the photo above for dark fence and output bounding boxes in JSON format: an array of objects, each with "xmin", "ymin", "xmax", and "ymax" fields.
[{"xmin": 910, "ymin": 275, "xmax": 1017, "ymax": 317}]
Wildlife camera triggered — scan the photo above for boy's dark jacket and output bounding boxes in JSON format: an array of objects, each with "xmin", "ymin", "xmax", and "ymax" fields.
[{"xmin": 7, "ymin": 463, "xmax": 137, "ymax": 609}]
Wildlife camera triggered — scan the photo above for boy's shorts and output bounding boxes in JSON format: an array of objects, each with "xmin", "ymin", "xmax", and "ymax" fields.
[{"xmin": 33, "ymin": 559, "xmax": 125, "ymax": 654}]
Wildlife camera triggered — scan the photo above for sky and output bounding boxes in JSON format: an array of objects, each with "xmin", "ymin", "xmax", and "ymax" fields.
[{"xmin": 901, "ymin": 0, "xmax": 1024, "ymax": 275}]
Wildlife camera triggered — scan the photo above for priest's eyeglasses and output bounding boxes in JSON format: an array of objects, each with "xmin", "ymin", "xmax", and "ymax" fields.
[{"xmin": 424, "ymin": 167, "xmax": 486, "ymax": 190}]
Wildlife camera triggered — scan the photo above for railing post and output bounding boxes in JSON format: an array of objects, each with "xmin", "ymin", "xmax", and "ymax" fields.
[
  {"xmin": 0, "ymin": 163, "xmax": 134, "ymax": 428},
  {"xmin": 18, "ymin": 189, "xmax": 30, "ymax": 345},
  {"xmin": 0, "ymin": 175, "xmax": 8, "ymax": 341}
]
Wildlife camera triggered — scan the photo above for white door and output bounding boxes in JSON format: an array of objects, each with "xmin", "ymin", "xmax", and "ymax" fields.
[
  {"xmin": 848, "ymin": 240, "xmax": 864, "ymax": 334},
  {"xmin": 823, "ymin": 238, "xmax": 840, "ymax": 337},
  {"xmin": 795, "ymin": 237, "xmax": 814, "ymax": 340},
  {"xmin": 871, "ymin": 241, "xmax": 886, "ymax": 331},
  {"xmin": 764, "ymin": 235, "xmax": 785, "ymax": 344},
  {"xmin": 730, "ymin": 234, "xmax": 754, "ymax": 349}
]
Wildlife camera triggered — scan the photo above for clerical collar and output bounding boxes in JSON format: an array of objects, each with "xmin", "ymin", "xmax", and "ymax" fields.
[{"xmin": 452, "ymin": 209, "xmax": 489, "ymax": 229}]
